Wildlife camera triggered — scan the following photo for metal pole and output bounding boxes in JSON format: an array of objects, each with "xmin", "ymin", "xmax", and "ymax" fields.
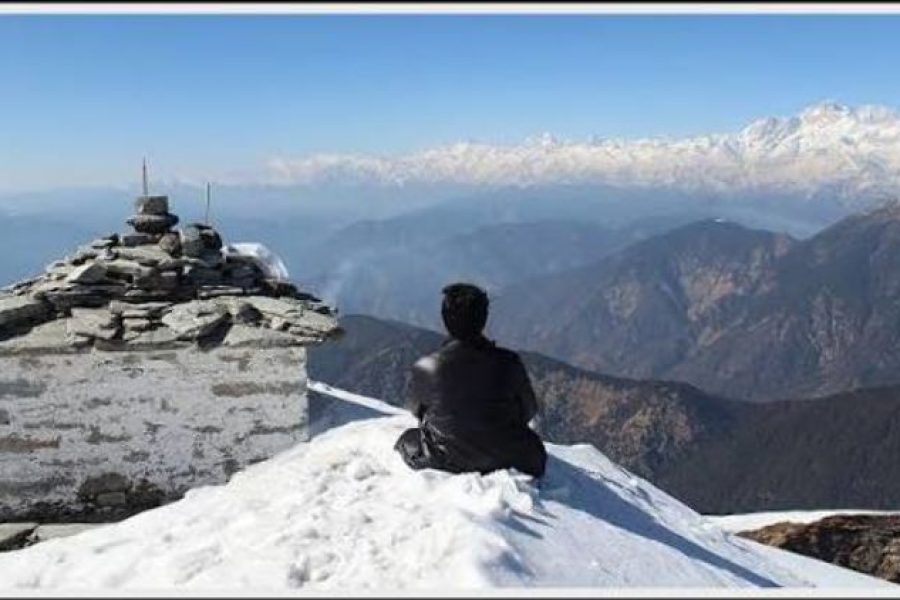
[
  {"xmin": 142, "ymin": 158, "xmax": 149, "ymax": 196},
  {"xmin": 205, "ymin": 182, "xmax": 211, "ymax": 225}
]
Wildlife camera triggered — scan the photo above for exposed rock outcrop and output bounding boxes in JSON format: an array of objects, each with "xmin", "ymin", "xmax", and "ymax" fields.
[
  {"xmin": 490, "ymin": 207, "xmax": 900, "ymax": 402},
  {"xmin": 739, "ymin": 515, "xmax": 900, "ymax": 584}
]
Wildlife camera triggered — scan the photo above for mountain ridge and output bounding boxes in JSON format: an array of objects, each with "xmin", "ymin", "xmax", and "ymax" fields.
[
  {"xmin": 491, "ymin": 206, "xmax": 900, "ymax": 401},
  {"xmin": 490, "ymin": 218, "xmax": 795, "ymax": 389}
]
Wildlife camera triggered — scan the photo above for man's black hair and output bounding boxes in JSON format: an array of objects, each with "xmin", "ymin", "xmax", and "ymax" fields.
[{"xmin": 441, "ymin": 283, "xmax": 489, "ymax": 341}]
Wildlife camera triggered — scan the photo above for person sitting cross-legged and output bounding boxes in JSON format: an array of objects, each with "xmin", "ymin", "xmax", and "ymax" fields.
[{"xmin": 393, "ymin": 282, "xmax": 547, "ymax": 478}]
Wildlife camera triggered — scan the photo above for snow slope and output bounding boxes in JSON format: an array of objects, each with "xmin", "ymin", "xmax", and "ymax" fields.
[
  {"xmin": 0, "ymin": 382, "xmax": 890, "ymax": 592},
  {"xmin": 267, "ymin": 101, "xmax": 900, "ymax": 202}
]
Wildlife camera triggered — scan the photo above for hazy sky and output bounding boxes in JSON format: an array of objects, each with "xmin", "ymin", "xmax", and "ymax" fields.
[{"xmin": 3, "ymin": 12, "xmax": 900, "ymax": 191}]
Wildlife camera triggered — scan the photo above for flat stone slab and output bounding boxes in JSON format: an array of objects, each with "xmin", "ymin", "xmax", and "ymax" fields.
[
  {"xmin": 90, "ymin": 234, "xmax": 119, "ymax": 250},
  {"xmin": 113, "ymin": 246, "xmax": 178, "ymax": 268},
  {"xmin": 121, "ymin": 233, "xmax": 159, "ymax": 247},
  {"xmin": 223, "ymin": 324, "xmax": 304, "ymax": 348},
  {"xmin": 242, "ymin": 295, "xmax": 305, "ymax": 320},
  {"xmin": 0, "ymin": 523, "xmax": 38, "ymax": 551},
  {"xmin": 0, "ymin": 319, "xmax": 72, "ymax": 354},
  {"xmin": 45, "ymin": 262, "xmax": 75, "ymax": 281},
  {"xmin": 65, "ymin": 308, "xmax": 120, "ymax": 341},
  {"xmin": 160, "ymin": 300, "xmax": 228, "ymax": 340},
  {"xmin": 66, "ymin": 262, "xmax": 108, "ymax": 285},
  {"xmin": 0, "ymin": 295, "xmax": 49, "ymax": 328},
  {"xmin": 42, "ymin": 287, "xmax": 120, "ymax": 310},
  {"xmin": 284, "ymin": 309, "xmax": 341, "ymax": 339},
  {"xmin": 127, "ymin": 213, "xmax": 178, "ymax": 235},
  {"xmin": 108, "ymin": 300, "xmax": 171, "ymax": 318},
  {"xmin": 119, "ymin": 325, "xmax": 181, "ymax": 347},
  {"xmin": 104, "ymin": 259, "xmax": 155, "ymax": 280}
]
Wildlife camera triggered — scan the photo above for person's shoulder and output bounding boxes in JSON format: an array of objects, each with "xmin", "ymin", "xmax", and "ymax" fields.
[{"xmin": 489, "ymin": 342, "xmax": 524, "ymax": 365}]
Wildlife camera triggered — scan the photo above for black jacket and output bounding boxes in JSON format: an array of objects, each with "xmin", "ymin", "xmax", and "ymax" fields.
[{"xmin": 398, "ymin": 335, "xmax": 546, "ymax": 478}]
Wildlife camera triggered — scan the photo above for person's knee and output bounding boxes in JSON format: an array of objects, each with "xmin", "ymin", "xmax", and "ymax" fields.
[
  {"xmin": 394, "ymin": 427, "xmax": 420, "ymax": 451},
  {"xmin": 395, "ymin": 428, "xmax": 425, "ymax": 468},
  {"xmin": 396, "ymin": 427, "xmax": 445, "ymax": 472}
]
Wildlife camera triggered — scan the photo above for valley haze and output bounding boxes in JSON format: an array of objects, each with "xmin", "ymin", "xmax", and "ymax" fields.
[{"xmin": 2, "ymin": 101, "xmax": 898, "ymax": 284}]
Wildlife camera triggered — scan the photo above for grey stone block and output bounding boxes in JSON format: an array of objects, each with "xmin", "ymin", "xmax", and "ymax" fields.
[
  {"xmin": 65, "ymin": 308, "xmax": 120, "ymax": 341},
  {"xmin": 121, "ymin": 233, "xmax": 159, "ymax": 247},
  {"xmin": 158, "ymin": 232, "xmax": 181, "ymax": 256},
  {"xmin": 135, "ymin": 195, "xmax": 170, "ymax": 216},
  {"xmin": 160, "ymin": 300, "xmax": 228, "ymax": 340},
  {"xmin": 127, "ymin": 213, "xmax": 179, "ymax": 235}
]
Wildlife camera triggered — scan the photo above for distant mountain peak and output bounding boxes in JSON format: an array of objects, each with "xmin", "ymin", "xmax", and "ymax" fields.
[
  {"xmin": 798, "ymin": 100, "xmax": 852, "ymax": 122},
  {"xmin": 646, "ymin": 217, "xmax": 783, "ymax": 247},
  {"xmin": 524, "ymin": 132, "xmax": 562, "ymax": 148},
  {"xmin": 795, "ymin": 100, "xmax": 898, "ymax": 126}
]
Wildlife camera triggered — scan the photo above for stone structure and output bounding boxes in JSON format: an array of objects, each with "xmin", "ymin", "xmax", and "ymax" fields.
[{"xmin": 0, "ymin": 194, "xmax": 341, "ymax": 522}]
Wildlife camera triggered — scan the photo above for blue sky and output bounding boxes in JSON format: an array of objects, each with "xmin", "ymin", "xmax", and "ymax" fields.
[{"xmin": 3, "ymin": 13, "xmax": 900, "ymax": 190}]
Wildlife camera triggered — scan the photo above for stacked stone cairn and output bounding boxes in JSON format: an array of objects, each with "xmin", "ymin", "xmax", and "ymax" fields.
[{"xmin": 0, "ymin": 195, "xmax": 340, "ymax": 348}]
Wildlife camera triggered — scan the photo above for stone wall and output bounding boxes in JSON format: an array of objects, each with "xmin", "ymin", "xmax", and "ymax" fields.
[
  {"xmin": 0, "ymin": 340, "xmax": 308, "ymax": 522},
  {"xmin": 0, "ymin": 194, "xmax": 339, "ymax": 523}
]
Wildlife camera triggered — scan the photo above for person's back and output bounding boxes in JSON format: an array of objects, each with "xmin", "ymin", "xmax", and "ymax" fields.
[{"xmin": 394, "ymin": 283, "xmax": 547, "ymax": 478}]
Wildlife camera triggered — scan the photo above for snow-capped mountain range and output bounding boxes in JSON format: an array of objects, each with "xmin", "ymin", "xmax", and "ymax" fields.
[{"xmin": 267, "ymin": 102, "xmax": 900, "ymax": 202}]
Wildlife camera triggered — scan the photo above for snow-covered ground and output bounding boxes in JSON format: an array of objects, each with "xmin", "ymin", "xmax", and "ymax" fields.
[
  {"xmin": 0, "ymin": 382, "xmax": 892, "ymax": 592},
  {"xmin": 707, "ymin": 510, "xmax": 900, "ymax": 534}
]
